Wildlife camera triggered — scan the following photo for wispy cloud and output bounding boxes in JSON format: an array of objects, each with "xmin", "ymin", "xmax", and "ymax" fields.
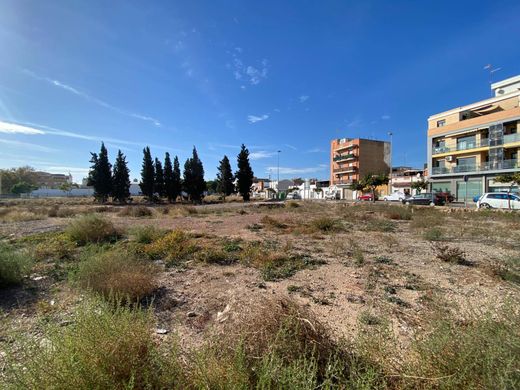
[
  {"xmin": 0, "ymin": 121, "xmax": 45, "ymax": 135},
  {"xmin": 247, "ymin": 114, "xmax": 269, "ymax": 124},
  {"xmin": 284, "ymin": 144, "xmax": 297, "ymax": 151},
  {"xmin": 299, "ymin": 95, "xmax": 309, "ymax": 103},
  {"xmin": 250, "ymin": 151, "xmax": 276, "ymax": 160},
  {"xmin": 306, "ymin": 147, "xmax": 326, "ymax": 153},
  {"xmin": 381, "ymin": 114, "xmax": 391, "ymax": 120},
  {"xmin": 265, "ymin": 164, "xmax": 328, "ymax": 175},
  {"xmin": 22, "ymin": 69, "xmax": 162, "ymax": 127},
  {"xmin": 345, "ymin": 119, "xmax": 362, "ymax": 128},
  {"xmin": 0, "ymin": 138, "xmax": 56, "ymax": 152},
  {"xmin": 0, "ymin": 119, "xmax": 182, "ymax": 152}
]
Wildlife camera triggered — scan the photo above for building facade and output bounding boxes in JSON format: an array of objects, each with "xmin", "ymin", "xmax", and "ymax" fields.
[
  {"xmin": 427, "ymin": 75, "xmax": 520, "ymax": 201},
  {"xmin": 330, "ymin": 138, "xmax": 391, "ymax": 199},
  {"xmin": 34, "ymin": 171, "xmax": 73, "ymax": 188},
  {"xmin": 390, "ymin": 166, "xmax": 425, "ymax": 196}
]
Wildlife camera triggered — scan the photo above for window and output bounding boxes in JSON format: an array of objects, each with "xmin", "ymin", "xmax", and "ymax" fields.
[
  {"xmin": 437, "ymin": 119, "xmax": 446, "ymax": 127},
  {"xmin": 456, "ymin": 135, "xmax": 476, "ymax": 150}
]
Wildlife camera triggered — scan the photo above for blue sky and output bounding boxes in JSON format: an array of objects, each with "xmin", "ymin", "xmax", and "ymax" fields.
[{"xmin": 1, "ymin": 0, "xmax": 519, "ymax": 182}]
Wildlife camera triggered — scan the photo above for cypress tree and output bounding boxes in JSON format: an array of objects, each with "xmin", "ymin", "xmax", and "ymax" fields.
[
  {"xmin": 164, "ymin": 152, "xmax": 175, "ymax": 202},
  {"xmin": 87, "ymin": 142, "xmax": 112, "ymax": 203},
  {"xmin": 140, "ymin": 146, "xmax": 155, "ymax": 201},
  {"xmin": 236, "ymin": 144, "xmax": 254, "ymax": 201},
  {"xmin": 112, "ymin": 150, "xmax": 131, "ymax": 203},
  {"xmin": 172, "ymin": 156, "xmax": 182, "ymax": 202},
  {"xmin": 183, "ymin": 147, "xmax": 205, "ymax": 203},
  {"xmin": 154, "ymin": 158, "xmax": 165, "ymax": 198},
  {"xmin": 216, "ymin": 155, "xmax": 234, "ymax": 199}
]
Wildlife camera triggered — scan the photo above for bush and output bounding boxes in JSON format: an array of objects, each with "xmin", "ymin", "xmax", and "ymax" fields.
[
  {"xmin": 384, "ymin": 206, "xmax": 412, "ymax": 220},
  {"xmin": 34, "ymin": 233, "xmax": 76, "ymax": 260},
  {"xmin": 144, "ymin": 229, "xmax": 197, "ymax": 266},
  {"xmin": 309, "ymin": 217, "xmax": 342, "ymax": 233},
  {"xmin": 364, "ymin": 219, "xmax": 396, "ymax": 232},
  {"xmin": 434, "ymin": 244, "xmax": 473, "ymax": 266},
  {"xmin": 423, "ymin": 227, "xmax": 444, "ymax": 241},
  {"xmin": 75, "ymin": 248, "xmax": 158, "ymax": 301},
  {"xmin": 66, "ymin": 214, "xmax": 121, "ymax": 245},
  {"xmin": 2, "ymin": 298, "xmax": 180, "ymax": 389},
  {"xmin": 260, "ymin": 215, "xmax": 287, "ymax": 229},
  {"xmin": 129, "ymin": 225, "xmax": 166, "ymax": 244},
  {"xmin": 118, "ymin": 205, "xmax": 153, "ymax": 218},
  {"xmin": 286, "ymin": 201, "xmax": 300, "ymax": 208},
  {"xmin": 403, "ymin": 306, "xmax": 520, "ymax": 389},
  {"xmin": 0, "ymin": 243, "xmax": 32, "ymax": 288}
]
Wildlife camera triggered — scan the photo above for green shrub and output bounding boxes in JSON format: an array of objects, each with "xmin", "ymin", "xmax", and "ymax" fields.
[
  {"xmin": 260, "ymin": 215, "xmax": 287, "ymax": 229},
  {"xmin": 2, "ymin": 298, "xmax": 180, "ymax": 389},
  {"xmin": 309, "ymin": 217, "xmax": 342, "ymax": 233},
  {"xmin": 0, "ymin": 243, "xmax": 32, "ymax": 288},
  {"xmin": 364, "ymin": 219, "xmax": 396, "ymax": 232},
  {"xmin": 66, "ymin": 214, "xmax": 121, "ymax": 245},
  {"xmin": 144, "ymin": 229, "xmax": 198, "ymax": 266},
  {"xmin": 129, "ymin": 225, "xmax": 165, "ymax": 244},
  {"xmin": 34, "ymin": 233, "xmax": 76, "ymax": 260},
  {"xmin": 423, "ymin": 227, "xmax": 444, "ymax": 241},
  {"xmin": 75, "ymin": 248, "xmax": 158, "ymax": 301},
  {"xmin": 434, "ymin": 244, "xmax": 473, "ymax": 266}
]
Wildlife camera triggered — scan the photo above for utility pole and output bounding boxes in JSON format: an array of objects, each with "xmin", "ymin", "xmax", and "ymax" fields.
[
  {"xmin": 277, "ymin": 150, "xmax": 281, "ymax": 185},
  {"xmin": 388, "ymin": 131, "xmax": 393, "ymax": 195}
]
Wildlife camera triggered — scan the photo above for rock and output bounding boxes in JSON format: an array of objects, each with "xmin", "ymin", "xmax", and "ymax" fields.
[
  {"xmin": 257, "ymin": 282, "xmax": 267, "ymax": 289},
  {"xmin": 187, "ymin": 311, "xmax": 197, "ymax": 318},
  {"xmin": 155, "ymin": 328, "xmax": 169, "ymax": 335}
]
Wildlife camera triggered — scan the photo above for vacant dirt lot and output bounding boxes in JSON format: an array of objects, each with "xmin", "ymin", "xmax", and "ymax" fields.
[{"xmin": 1, "ymin": 199, "xmax": 519, "ymax": 388}]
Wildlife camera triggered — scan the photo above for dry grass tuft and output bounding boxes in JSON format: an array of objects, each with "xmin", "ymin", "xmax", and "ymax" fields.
[
  {"xmin": 118, "ymin": 205, "xmax": 153, "ymax": 218},
  {"xmin": 66, "ymin": 214, "xmax": 121, "ymax": 245}
]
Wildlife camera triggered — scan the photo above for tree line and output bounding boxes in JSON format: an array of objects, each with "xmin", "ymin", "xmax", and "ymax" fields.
[{"xmin": 87, "ymin": 142, "xmax": 254, "ymax": 203}]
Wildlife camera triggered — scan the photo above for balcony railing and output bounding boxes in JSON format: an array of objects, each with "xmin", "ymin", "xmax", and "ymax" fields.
[
  {"xmin": 504, "ymin": 133, "xmax": 520, "ymax": 144},
  {"xmin": 431, "ymin": 159, "xmax": 519, "ymax": 175},
  {"xmin": 432, "ymin": 138, "xmax": 489, "ymax": 155},
  {"xmin": 333, "ymin": 153, "xmax": 357, "ymax": 162},
  {"xmin": 333, "ymin": 167, "xmax": 357, "ymax": 174}
]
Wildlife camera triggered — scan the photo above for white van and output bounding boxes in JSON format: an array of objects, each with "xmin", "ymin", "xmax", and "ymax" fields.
[{"xmin": 476, "ymin": 192, "xmax": 520, "ymax": 209}]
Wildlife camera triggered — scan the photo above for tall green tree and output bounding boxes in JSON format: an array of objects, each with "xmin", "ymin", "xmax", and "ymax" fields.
[
  {"xmin": 0, "ymin": 166, "xmax": 38, "ymax": 194},
  {"xmin": 154, "ymin": 158, "xmax": 165, "ymax": 198},
  {"xmin": 359, "ymin": 173, "xmax": 389, "ymax": 202},
  {"xmin": 140, "ymin": 146, "xmax": 155, "ymax": 201},
  {"xmin": 216, "ymin": 155, "xmax": 234, "ymax": 199},
  {"xmin": 88, "ymin": 142, "xmax": 112, "ymax": 203},
  {"xmin": 112, "ymin": 150, "xmax": 131, "ymax": 203},
  {"xmin": 183, "ymin": 147, "xmax": 205, "ymax": 203},
  {"xmin": 236, "ymin": 144, "xmax": 254, "ymax": 201},
  {"xmin": 163, "ymin": 152, "xmax": 175, "ymax": 202},
  {"xmin": 172, "ymin": 156, "xmax": 182, "ymax": 202}
]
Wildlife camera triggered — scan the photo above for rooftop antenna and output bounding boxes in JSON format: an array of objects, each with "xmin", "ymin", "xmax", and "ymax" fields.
[{"xmin": 484, "ymin": 64, "xmax": 502, "ymax": 96}]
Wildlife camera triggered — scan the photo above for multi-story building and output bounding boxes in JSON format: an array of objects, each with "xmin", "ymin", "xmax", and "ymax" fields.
[
  {"xmin": 34, "ymin": 171, "xmax": 73, "ymax": 189},
  {"xmin": 427, "ymin": 75, "xmax": 520, "ymax": 201},
  {"xmin": 330, "ymin": 138, "xmax": 391, "ymax": 199},
  {"xmin": 390, "ymin": 166, "xmax": 425, "ymax": 196}
]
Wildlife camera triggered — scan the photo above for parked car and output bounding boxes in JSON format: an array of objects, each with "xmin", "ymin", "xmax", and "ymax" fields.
[
  {"xmin": 434, "ymin": 191, "xmax": 454, "ymax": 203},
  {"xmin": 383, "ymin": 192, "xmax": 408, "ymax": 202},
  {"xmin": 324, "ymin": 192, "xmax": 339, "ymax": 200},
  {"xmin": 402, "ymin": 192, "xmax": 445, "ymax": 206},
  {"xmin": 358, "ymin": 193, "xmax": 377, "ymax": 201},
  {"xmin": 476, "ymin": 192, "xmax": 520, "ymax": 209},
  {"xmin": 285, "ymin": 192, "xmax": 301, "ymax": 200}
]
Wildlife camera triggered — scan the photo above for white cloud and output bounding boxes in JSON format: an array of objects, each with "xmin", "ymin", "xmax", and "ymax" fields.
[
  {"xmin": 381, "ymin": 115, "xmax": 391, "ymax": 120},
  {"xmin": 229, "ymin": 55, "xmax": 268, "ymax": 86},
  {"xmin": 306, "ymin": 148, "xmax": 325, "ymax": 153},
  {"xmin": 22, "ymin": 69, "xmax": 162, "ymax": 127},
  {"xmin": 0, "ymin": 121, "xmax": 45, "ymax": 135},
  {"xmin": 247, "ymin": 114, "xmax": 269, "ymax": 124},
  {"xmin": 265, "ymin": 165, "xmax": 328, "ymax": 175},
  {"xmin": 299, "ymin": 95, "xmax": 309, "ymax": 103},
  {"xmin": 250, "ymin": 151, "xmax": 276, "ymax": 160},
  {"xmin": 284, "ymin": 144, "xmax": 297, "ymax": 150},
  {"xmin": 345, "ymin": 119, "xmax": 362, "ymax": 128},
  {"xmin": 0, "ymin": 138, "xmax": 56, "ymax": 152}
]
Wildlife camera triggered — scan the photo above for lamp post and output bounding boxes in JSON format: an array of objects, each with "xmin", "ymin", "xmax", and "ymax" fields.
[
  {"xmin": 388, "ymin": 132, "xmax": 393, "ymax": 195},
  {"xmin": 277, "ymin": 150, "xmax": 281, "ymax": 184}
]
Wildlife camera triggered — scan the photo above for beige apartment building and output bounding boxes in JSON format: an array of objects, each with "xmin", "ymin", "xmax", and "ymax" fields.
[
  {"xmin": 330, "ymin": 138, "xmax": 390, "ymax": 199},
  {"xmin": 427, "ymin": 75, "xmax": 520, "ymax": 201}
]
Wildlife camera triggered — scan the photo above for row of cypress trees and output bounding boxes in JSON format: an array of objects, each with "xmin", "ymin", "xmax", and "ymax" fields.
[{"xmin": 87, "ymin": 142, "xmax": 254, "ymax": 203}]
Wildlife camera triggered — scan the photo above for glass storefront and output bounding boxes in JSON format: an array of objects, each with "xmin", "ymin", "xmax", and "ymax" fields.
[
  {"xmin": 456, "ymin": 180, "xmax": 482, "ymax": 202},
  {"xmin": 431, "ymin": 181, "xmax": 451, "ymax": 193}
]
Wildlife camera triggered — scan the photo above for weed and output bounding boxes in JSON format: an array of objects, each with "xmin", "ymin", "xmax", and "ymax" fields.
[
  {"xmin": 129, "ymin": 225, "xmax": 165, "ymax": 244},
  {"xmin": 309, "ymin": 216, "xmax": 342, "ymax": 233},
  {"xmin": 195, "ymin": 247, "xmax": 238, "ymax": 265},
  {"xmin": 287, "ymin": 285, "xmax": 303, "ymax": 293},
  {"xmin": 487, "ymin": 257, "xmax": 520, "ymax": 285},
  {"xmin": 118, "ymin": 205, "xmax": 153, "ymax": 218},
  {"xmin": 2, "ymin": 298, "xmax": 180, "ymax": 389},
  {"xmin": 434, "ymin": 244, "xmax": 473, "ymax": 266},
  {"xmin": 286, "ymin": 201, "xmax": 300, "ymax": 208},
  {"xmin": 260, "ymin": 215, "xmax": 287, "ymax": 229},
  {"xmin": 384, "ymin": 206, "xmax": 412, "ymax": 220},
  {"xmin": 423, "ymin": 227, "xmax": 444, "ymax": 241},
  {"xmin": 386, "ymin": 295, "xmax": 410, "ymax": 308},
  {"xmin": 364, "ymin": 218, "xmax": 396, "ymax": 232},
  {"xmin": 246, "ymin": 223, "xmax": 263, "ymax": 231},
  {"xmin": 374, "ymin": 256, "xmax": 393, "ymax": 265},
  {"xmin": 0, "ymin": 243, "xmax": 32, "ymax": 288},
  {"xmin": 221, "ymin": 238, "xmax": 242, "ymax": 253},
  {"xmin": 34, "ymin": 233, "xmax": 76, "ymax": 260},
  {"xmin": 358, "ymin": 311, "xmax": 384, "ymax": 326},
  {"xmin": 75, "ymin": 248, "xmax": 158, "ymax": 301},
  {"xmin": 144, "ymin": 229, "xmax": 197, "ymax": 266},
  {"xmin": 66, "ymin": 214, "xmax": 121, "ymax": 245}
]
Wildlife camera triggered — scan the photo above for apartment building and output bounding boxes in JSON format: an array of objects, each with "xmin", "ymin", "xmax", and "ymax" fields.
[
  {"xmin": 427, "ymin": 75, "xmax": 520, "ymax": 201},
  {"xmin": 330, "ymin": 138, "xmax": 390, "ymax": 199},
  {"xmin": 390, "ymin": 166, "xmax": 425, "ymax": 196}
]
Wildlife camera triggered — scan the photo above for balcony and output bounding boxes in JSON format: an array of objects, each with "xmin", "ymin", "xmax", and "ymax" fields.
[
  {"xmin": 431, "ymin": 159, "xmax": 519, "ymax": 175},
  {"xmin": 432, "ymin": 138, "xmax": 489, "ymax": 155},
  {"xmin": 334, "ymin": 179, "xmax": 354, "ymax": 185},
  {"xmin": 504, "ymin": 133, "xmax": 520, "ymax": 145},
  {"xmin": 333, "ymin": 153, "xmax": 357, "ymax": 162},
  {"xmin": 333, "ymin": 166, "xmax": 357, "ymax": 174},
  {"xmin": 335, "ymin": 143, "xmax": 357, "ymax": 152}
]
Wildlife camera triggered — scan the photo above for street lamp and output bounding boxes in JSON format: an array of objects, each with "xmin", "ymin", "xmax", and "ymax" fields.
[
  {"xmin": 388, "ymin": 132, "xmax": 393, "ymax": 194},
  {"xmin": 277, "ymin": 150, "xmax": 281, "ymax": 185}
]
